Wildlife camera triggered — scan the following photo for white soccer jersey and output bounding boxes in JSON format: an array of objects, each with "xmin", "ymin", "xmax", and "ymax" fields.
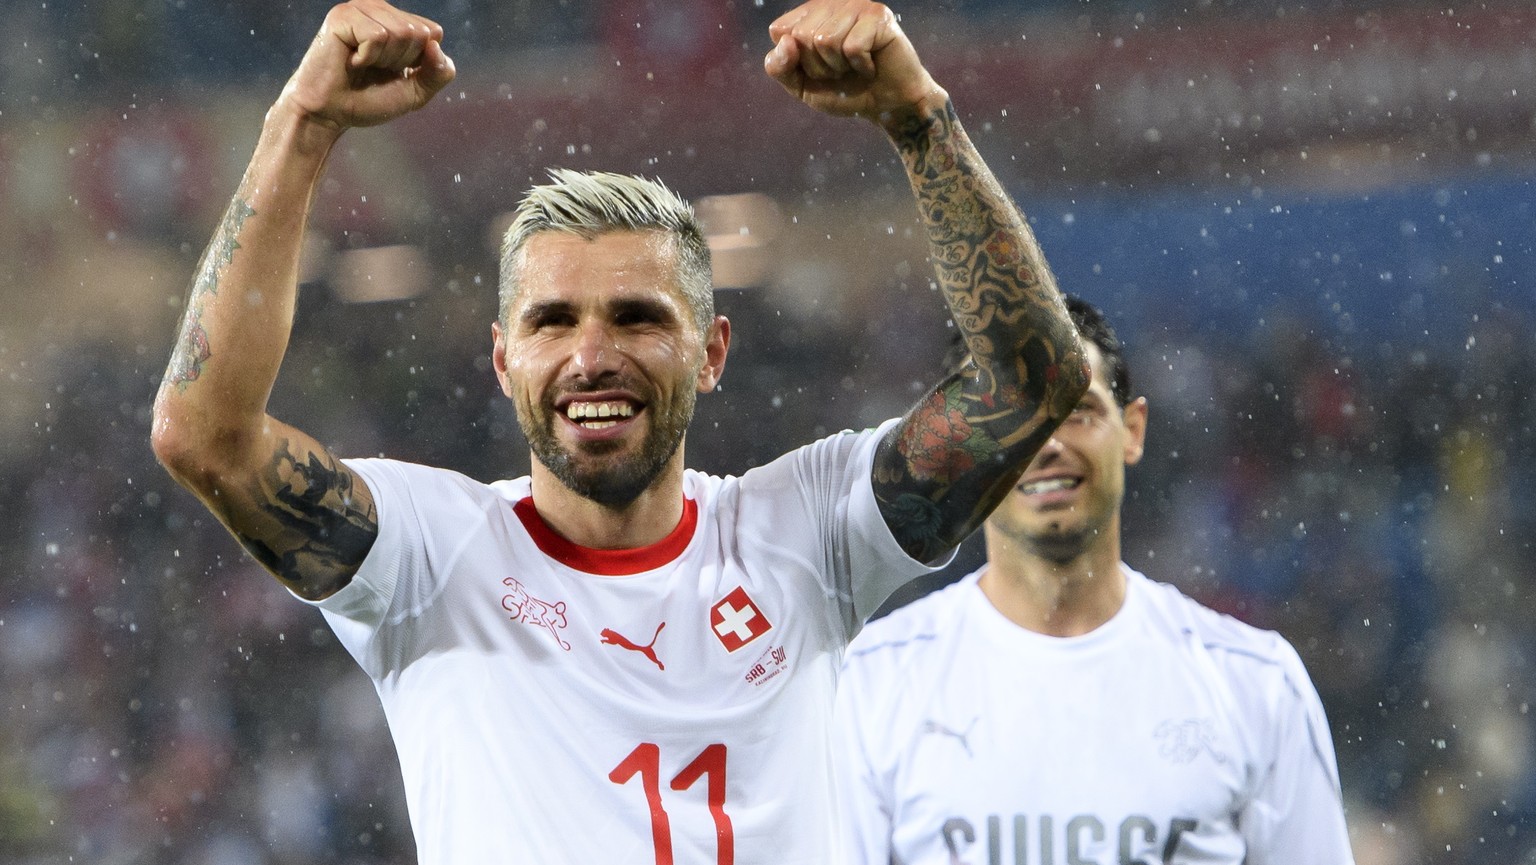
[
  {"xmin": 835, "ymin": 565, "xmax": 1355, "ymax": 865},
  {"xmin": 303, "ymin": 421, "xmax": 942, "ymax": 865}
]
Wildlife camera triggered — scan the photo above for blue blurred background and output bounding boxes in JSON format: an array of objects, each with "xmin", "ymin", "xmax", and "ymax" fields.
[{"xmin": 2, "ymin": 1, "xmax": 1534, "ymax": 862}]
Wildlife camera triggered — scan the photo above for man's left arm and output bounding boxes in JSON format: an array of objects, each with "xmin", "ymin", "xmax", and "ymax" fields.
[
  {"xmin": 766, "ymin": 1, "xmax": 1089, "ymax": 563},
  {"xmin": 1240, "ymin": 644, "xmax": 1357, "ymax": 864}
]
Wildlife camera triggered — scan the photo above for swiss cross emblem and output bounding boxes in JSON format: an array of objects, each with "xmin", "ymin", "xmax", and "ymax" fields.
[{"xmin": 710, "ymin": 586, "xmax": 772, "ymax": 653}]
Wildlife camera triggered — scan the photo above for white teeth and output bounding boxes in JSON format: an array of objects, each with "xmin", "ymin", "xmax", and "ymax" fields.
[
  {"xmin": 565, "ymin": 401, "xmax": 636, "ymax": 422},
  {"xmin": 1021, "ymin": 477, "xmax": 1079, "ymax": 495}
]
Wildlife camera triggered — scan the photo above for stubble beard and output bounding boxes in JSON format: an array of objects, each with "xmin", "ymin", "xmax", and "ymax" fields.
[
  {"xmin": 1026, "ymin": 522, "xmax": 1098, "ymax": 565},
  {"xmin": 1022, "ymin": 500, "xmax": 1114, "ymax": 566},
  {"xmin": 519, "ymin": 389, "xmax": 697, "ymax": 509}
]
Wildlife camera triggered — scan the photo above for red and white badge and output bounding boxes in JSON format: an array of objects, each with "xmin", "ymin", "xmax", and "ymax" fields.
[{"xmin": 710, "ymin": 586, "xmax": 772, "ymax": 653}]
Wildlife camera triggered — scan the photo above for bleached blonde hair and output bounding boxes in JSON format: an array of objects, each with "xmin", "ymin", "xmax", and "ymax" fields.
[{"xmin": 498, "ymin": 169, "xmax": 714, "ymax": 333}]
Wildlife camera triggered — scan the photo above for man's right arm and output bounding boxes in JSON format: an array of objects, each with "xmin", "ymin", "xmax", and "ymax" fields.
[{"xmin": 150, "ymin": 0, "xmax": 455, "ymax": 600}]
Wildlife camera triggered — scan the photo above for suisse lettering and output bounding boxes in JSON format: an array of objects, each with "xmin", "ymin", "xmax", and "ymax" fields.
[{"xmin": 939, "ymin": 814, "xmax": 1198, "ymax": 864}]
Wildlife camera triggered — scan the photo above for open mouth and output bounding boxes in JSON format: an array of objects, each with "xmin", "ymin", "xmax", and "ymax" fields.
[
  {"xmin": 1018, "ymin": 477, "xmax": 1081, "ymax": 496},
  {"xmin": 564, "ymin": 400, "xmax": 638, "ymax": 430}
]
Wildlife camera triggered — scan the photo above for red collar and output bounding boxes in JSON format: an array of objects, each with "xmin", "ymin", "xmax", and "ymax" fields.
[{"xmin": 512, "ymin": 496, "xmax": 698, "ymax": 576}]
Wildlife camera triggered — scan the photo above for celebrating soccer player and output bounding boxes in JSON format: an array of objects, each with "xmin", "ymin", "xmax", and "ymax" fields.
[
  {"xmin": 834, "ymin": 297, "xmax": 1355, "ymax": 864},
  {"xmin": 150, "ymin": 0, "xmax": 1088, "ymax": 862}
]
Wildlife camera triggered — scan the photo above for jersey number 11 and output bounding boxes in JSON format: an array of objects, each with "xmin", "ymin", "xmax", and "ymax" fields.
[{"xmin": 610, "ymin": 742, "xmax": 734, "ymax": 865}]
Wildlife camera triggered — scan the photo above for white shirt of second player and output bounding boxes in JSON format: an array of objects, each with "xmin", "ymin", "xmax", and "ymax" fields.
[{"xmin": 835, "ymin": 565, "xmax": 1355, "ymax": 865}]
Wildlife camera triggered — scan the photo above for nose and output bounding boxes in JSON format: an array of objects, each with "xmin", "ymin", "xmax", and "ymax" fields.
[
  {"xmin": 570, "ymin": 320, "xmax": 623, "ymax": 382},
  {"xmin": 1033, "ymin": 433, "xmax": 1066, "ymax": 463}
]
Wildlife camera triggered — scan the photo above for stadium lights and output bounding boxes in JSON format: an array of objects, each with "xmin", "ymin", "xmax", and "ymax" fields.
[{"xmin": 330, "ymin": 244, "xmax": 430, "ymax": 303}]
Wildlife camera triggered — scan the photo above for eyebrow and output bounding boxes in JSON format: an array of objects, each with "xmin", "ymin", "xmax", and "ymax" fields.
[
  {"xmin": 518, "ymin": 296, "xmax": 680, "ymax": 324},
  {"xmin": 518, "ymin": 299, "xmax": 574, "ymax": 325},
  {"xmin": 1077, "ymin": 390, "xmax": 1112, "ymax": 408},
  {"xmin": 610, "ymin": 296, "xmax": 678, "ymax": 323}
]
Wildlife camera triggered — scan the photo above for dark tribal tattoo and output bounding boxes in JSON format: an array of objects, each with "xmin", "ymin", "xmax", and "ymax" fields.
[
  {"xmin": 236, "ymin": 439, "xmax": 378, "ymax": 597},
  {"xmin": 166, "ymin": 197, "xmax": 256, "ymax": 388},
  {"xmin": 873, "ymin": 100, "xmax": 1088, "ymax": 563}
]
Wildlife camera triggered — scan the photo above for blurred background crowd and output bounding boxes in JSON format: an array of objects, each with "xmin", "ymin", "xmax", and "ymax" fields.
[{"xmin": 2, "ymin": 0, "xmax": 1534, "ymax": 863}]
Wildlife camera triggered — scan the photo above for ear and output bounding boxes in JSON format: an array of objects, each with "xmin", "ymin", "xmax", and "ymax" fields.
[
  {"xmin": 1121, "ymin": 396, "xmax": 1148, "ymax": 466},
  {"xmin": 695, "ymin": 315, "xmax": 732, "ymax": 393},
  {"xmin": 491, "ymin": 320, "xmax": 515, "ymax": 398}
]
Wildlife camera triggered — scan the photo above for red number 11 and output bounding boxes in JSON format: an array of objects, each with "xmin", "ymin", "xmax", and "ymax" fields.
[{"xmin": 609, "ymin": 742, "xmax": 734, "ymax": 865}]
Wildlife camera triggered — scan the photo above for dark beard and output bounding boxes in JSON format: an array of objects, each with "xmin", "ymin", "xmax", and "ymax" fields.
[
  {"xmin": 520, "ymin": 390, "xmax": 696, "ymax": 508},
  {"xmin": 1026, "ymin": 520, "xmax": 1108, "ymax": 565}
]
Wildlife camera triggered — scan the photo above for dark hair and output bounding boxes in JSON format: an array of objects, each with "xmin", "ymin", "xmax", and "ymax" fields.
[
  {"xmin": 945, "ymin": 294, "xmax": 1131, "ymax": 407},
  {"xmin": 1063, "ymin": 295, "xmax": 1131, "ymax": 408}
]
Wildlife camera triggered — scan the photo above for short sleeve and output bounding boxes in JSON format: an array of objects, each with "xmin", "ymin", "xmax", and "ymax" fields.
[
  {"xmin": 289, "ymin": 458, "xmax": 428, "ymax": 673},
  {"xmin": 743, "ymin": 419, "xmax": 953, "ymax": 637},
  {"xmin": 1239, "ymin": 640, "xmax": 1356, "ymax": 865},
  {"xmin": 844, "ymin": 419, "xmax": 957, "ymax": 620}
]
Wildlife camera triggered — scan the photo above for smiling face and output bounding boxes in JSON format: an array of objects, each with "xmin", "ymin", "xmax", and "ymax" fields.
[
  {"xmin": 492, "ymin": 229, "xmax": 729, "ymax": 508},
  {"xmin": 987, "ymin": 343, "xmax": 1147, "ymax": 564}
]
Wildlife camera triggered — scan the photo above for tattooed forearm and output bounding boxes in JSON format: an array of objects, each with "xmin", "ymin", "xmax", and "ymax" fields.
[
  {"xmin": 874, "ymin": 101, "xmax": 1089, "ymax": 562},
  {"xmin": 888, "ymin": 101, "xmax": 1075, "ymax": 404},
  {"xmin": 165, "ymin": 197, "xmax": 257, "ymax": 390},
  {"xmin": 165, "ymin": 308, "xmax": 212, "ymax": 387},
  {"xmin": 234, "ymin": 439, "xmax": 378, "ymax": 599},
  {"xmin": 205, "ymin": 198, "xmax": 258, "ymax": 289}
]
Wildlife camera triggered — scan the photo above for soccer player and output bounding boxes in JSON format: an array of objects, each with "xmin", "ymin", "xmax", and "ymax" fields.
[
  {"xmin": 834, "ymin": 297, "xmax": 1356, "ymax": 864},
  {"xmin": 149, "ymin": 1, "xmax": 1089, "ymax": 862}
]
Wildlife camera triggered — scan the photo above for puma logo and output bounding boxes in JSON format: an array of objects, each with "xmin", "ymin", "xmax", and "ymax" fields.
[
  {"xmin": 600, "ymin": 622, "xmax": 667, "ymax": 671},
  {"xmin": 921, "ymin": 717, "xmax": 978, "ymax": 758}
]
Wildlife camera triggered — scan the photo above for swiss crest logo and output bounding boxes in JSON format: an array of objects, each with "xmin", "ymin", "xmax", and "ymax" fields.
[
  {"xmin": 502, "ymin": 577, "xmax": 571, "ymax": 651},
  {"xmin": 710, "ymin": 586, "xmax": 772, "ymax": 653}
]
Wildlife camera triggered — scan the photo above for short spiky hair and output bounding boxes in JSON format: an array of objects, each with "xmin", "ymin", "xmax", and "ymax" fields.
[{"xmin": 498, "ymin": 169, "xmax": 714, "ymax": 333}]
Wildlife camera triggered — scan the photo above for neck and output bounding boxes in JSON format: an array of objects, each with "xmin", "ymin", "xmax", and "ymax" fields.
[
  {"xmin": 528, "ymin": 456, "xmax": 687, "ymax": 550},
  {"xmin": 977, "ymin": 523, "xmax": 1126, "ymax": 637}
]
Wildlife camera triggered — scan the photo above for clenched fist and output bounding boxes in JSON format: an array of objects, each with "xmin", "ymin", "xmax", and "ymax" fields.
[
  {"xmin": 277, "ymin": 0, "xmax": 456, "ymax": 132},
  {"xmin": 764, "ymin": 0, "xmax": 947, "ymax": 126}
]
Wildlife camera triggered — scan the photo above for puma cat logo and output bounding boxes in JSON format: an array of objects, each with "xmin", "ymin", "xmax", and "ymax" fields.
[{"xmin": 600, "ymin": 622, "xmax": 667, "ymax": 670}]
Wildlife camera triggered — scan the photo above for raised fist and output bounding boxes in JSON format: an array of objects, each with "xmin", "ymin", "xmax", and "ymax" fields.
[
  {"xmin": 764, "ymin": 0, "xmax": 945, "ymax": 124},
  {"xmin": 278, "ymin": 0, "xmax": 456, "ymax": 131}
]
